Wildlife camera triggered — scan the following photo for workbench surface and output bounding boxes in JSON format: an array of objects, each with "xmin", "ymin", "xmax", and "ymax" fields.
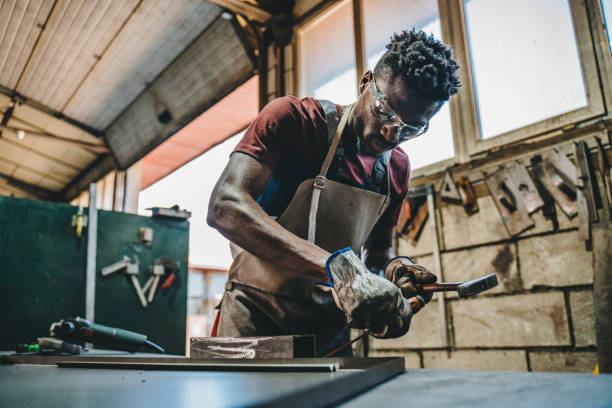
[
  {"xmin": 1, "ymin": 357, "xmax": 611, "ymax": 407},
  {"xmin": 340, "ymin": 368, "xmax": 612, "ymax": 408}
]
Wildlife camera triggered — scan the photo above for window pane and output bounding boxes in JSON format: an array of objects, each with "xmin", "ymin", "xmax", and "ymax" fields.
[
  {"xmin": 465, "ymin": 0, "xmax": 587, "ymax": 140},
  {"xmin": 299, "ymin": 1, "xmax": 357, "ymax": 105},
  {"xmin": 363, "ymin": 0, "xmax": 454, "ymax": 169},
  {"xmin": 603, "ymin": 0, "xmax": 612, "ymax": 52}
]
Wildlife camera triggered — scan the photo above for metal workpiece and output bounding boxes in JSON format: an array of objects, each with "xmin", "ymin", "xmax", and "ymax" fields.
[{"xmin": 0, "ymin": 355, "xmax": 404, "ymax": 408}]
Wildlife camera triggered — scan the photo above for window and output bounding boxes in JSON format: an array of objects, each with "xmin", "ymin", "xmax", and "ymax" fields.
[
  {"xmin": 299, "ymin": 0, "xmax": 357, "ymax": 105},
  {"xmin": 363, "ymin": 0, "xmax": 454, "ymax": 169},
  {"xmin": 465, "ymin": 0, "xmax": 587, "ymax": 140},
  {"xmin": 138, "ymin": 132, "xmax": 242, "ymax": 269},
  {"xmin": 297, "ymin": 0, "xmax": 606, "ymax": 170},
  {"xmin": 603, "ymin": 0, "xmax": 612, "ymax": 52}
]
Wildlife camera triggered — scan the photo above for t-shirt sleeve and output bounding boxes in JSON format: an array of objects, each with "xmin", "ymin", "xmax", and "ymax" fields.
[
  {"xmin": 376, "ymin": 151, "xmax": 411, "ymax": 227},
  {"xmin": 232, "ymin": 96, "xmax": 321, "ymax": 171}
]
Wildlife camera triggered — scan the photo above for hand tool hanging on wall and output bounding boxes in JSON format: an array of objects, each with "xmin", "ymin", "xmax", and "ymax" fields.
[
  {"xmin": 504, "ymin": 160, "xmax": 544, "ymax": 214},
  {"xmin": 71, "ymin": 206, "xmax": 87, "ymax": 250},
  {"xmin": 485, "ymin": 167, "xmax": 534, "ymax": 236},
  {"xmin": 439, "ymin": 169, "xmax": 462, "ymax": 203},
  {"xmin": 146, "ymin": 264, "xmax": 165, "ymax": 303},
  {"xmin": 531, "ymin": 154, "xmax": 578, "ymax": 218},
  {"xmin": 100, "ymin": 256, "xmax": 148, "ymax": 308},
  {"xmin": 594, "ymin": 136, "xmax": 612, "ymax": 210},
  {"xmin": 456, "ymin": 176, "xmax": 479, "ymax": 215},
  {"xmin": 574, "ymin": 140, "xmax": 601, "ymax": 223},
  {"xmin": 50, "ymin": 317, "xmax": 164, "ymax": 353},
  {"xmin": 404, "ymin": 198, "xmax": 428, "ymax": 245},
  {"xmin": 439, "ymin": 169, "xmax": 479, "ymax": 214}
]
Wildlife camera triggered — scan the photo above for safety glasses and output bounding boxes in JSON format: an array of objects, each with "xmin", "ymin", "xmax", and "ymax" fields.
[{"xmin": 371, "ymin": 74, "xmax": 429, "ymax": 141}]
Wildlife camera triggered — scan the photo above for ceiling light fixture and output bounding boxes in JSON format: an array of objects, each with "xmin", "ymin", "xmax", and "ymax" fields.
[{"xmin": 17, "ymin": 130, "xmax": 25, "ymax": 140}]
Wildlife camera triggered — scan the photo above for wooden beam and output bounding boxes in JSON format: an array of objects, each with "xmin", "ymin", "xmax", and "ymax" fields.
[
  {"xmin": 0, "ymin": 125, "xmax": 108, "ymax": 154},
  {"xmin": 0, "ymin": 85, "xmax": 103, "ymax": 138},
  {"xmin": 352, "ymin": 0, "xmax": 365, "ymax": 84},
  {"xmin": 0, "ymin": 173, "xmax": 56, "ymax": 200},
  {"xmin": 207, "ymin": 0, "xmax": 272, "ymax": 23}
]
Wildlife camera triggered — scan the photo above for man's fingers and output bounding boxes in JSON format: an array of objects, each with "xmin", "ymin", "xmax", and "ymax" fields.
[{"xmin": 413, "ymin": 268, "xmax": 437, "ymax": 284}]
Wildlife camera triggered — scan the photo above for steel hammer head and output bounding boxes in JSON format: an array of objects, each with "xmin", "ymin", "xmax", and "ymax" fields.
[{"xmin": 457, "ymin": 274, "xmax": 498, "ymax": 298}]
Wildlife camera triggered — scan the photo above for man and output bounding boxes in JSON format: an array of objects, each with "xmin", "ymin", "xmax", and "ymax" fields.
[{"xmin": 208, "ymin": 30, "xmax": 461, "ymax": 356}]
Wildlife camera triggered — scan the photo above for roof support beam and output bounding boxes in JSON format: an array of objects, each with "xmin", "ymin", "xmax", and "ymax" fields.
[
  {"xmin": 0, "ymin": 125, "xmax": 108, "ymax": 154},
  {"xmin": 58, "ymin": 154, "xmax": 116, "ymax": 203},
  {"xmin": 207, "ymin": 0, "xmax": 272, "ymax": 23},
  {"xmin": 0, "ymin": 85, "xmax": 104, "ymax": 138},
  {"xmin": 0, "ymin": 173, "xmax": 56, "ymax": 200}
]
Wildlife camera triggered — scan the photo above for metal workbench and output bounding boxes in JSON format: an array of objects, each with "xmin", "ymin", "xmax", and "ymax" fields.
[{"xmin": 1, "ymin": 352, "xmax": 611, "ymax": 407}]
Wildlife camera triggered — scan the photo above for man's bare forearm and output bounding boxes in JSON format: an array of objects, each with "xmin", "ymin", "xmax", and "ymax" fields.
[{"xmin": 207, "ymin": 153, "xmax": 330, "ymax": 281}]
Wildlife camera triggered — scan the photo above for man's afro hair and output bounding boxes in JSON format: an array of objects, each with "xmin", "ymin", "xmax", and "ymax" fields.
[{"xmin": 375, "ymin": 29, "xmax": 461, "ymax": 101}]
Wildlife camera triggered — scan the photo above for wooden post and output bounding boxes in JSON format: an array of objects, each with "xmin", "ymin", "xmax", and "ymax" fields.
[
  {"xmin": 427, "ymin": 185, "xmax": 450, "ymax": 348},
  {"xmin": 352, "ymin": 0, "xmax": 365, "ymax": 87},
  {"xmin": 592, "ymin": 221, "xmax": 612, "ymax": 373}
]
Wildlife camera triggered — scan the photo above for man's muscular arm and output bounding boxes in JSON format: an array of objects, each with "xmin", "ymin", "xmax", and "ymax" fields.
[{"xmin": 207, "ymin": 152, "xmax": 330, "ymax": 280}]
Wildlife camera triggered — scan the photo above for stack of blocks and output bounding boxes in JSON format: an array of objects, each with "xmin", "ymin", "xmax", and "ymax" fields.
[{"xmin": 370, "ymin": 195, "xmax": 596, "ymax": 373}]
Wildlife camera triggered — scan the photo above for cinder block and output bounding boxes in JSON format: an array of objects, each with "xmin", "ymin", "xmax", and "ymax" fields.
[
  {"xmin": 519, "ymin": 230, "xmax": 593, "ymax": 289},
  {"xmin": 441, "ymin": 243, "xmax": 520, "ymax": 297},
  {"xmin": 452, "ymin": 292, "xmax": 571, "ymax": 347},
  {"xmin": 422, "ymin": 350, "xmax": 527, "ymax": 371},
  {"xmin": 413, "ymin": 254, "xmax": 433, "ymax": 270},
  {"xmin": 442, "ymin": 196, "xmax": 508, "ymax": 250},
  {"xmin": 397, "ymin": 214, "xmax": 433, "ymax": 257},
  {"xmin": 569, "ymin": 290, "xmax": 596, "ymax": 347},
  {"xmin": 518, "ymin": 208, "xmax": 554, "ymax": 236},
  {"xmin": 529, "ymin": 351, "xmax": 598, "ymax": 373},
  {"xmin": 369, "ymin": 350, "xmax": 421, "ymax": 368},
  {"xmin": 370, "ymin": 301, "xmax": 443, "ymax": 349}
]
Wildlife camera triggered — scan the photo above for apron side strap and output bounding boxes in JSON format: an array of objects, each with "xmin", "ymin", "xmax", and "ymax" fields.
[
  {"xmin": 320, "ymin": 104, "xmax": 354, "ymax": 179},
  {"xmin": 308, "ymin": 103, "xmax": 355, "ymax": 243},
  {"xmin": 379, "ymin": 150, "xmax": 392, "ymax": 215}
]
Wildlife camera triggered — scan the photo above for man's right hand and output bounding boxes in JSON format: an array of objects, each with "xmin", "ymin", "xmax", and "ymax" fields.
[
  {"xmin": 323, "ymin": 248, "xmax": 415, "ymax": 339},
  {"xmin": 385, "ymin": 256, "xmax": 437, "ymax": 303}
]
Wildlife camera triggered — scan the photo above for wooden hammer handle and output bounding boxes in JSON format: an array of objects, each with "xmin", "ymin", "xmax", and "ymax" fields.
[{"xmin": 421, "ymin": 282, "xmax": 461, "ymax": 292}]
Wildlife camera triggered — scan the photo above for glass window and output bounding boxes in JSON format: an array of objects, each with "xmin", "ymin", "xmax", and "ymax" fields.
[
  {"xmin": 603, "ymin": 0, "xmax": 612, "ymax": 52},
  {"xmin": 138, "ymin": 132, "xmax": 242, "ymax": 269},
  {"xmin": 299, "ymin": 0, "xmax": 357, "ymax": 105},
  {"xmin": 363, "ymin": 0, "xmax": 454, "ymax": 170},
  {"xmin": 465, "ymin": 0, "xmax": 587, "ymax": 140}
]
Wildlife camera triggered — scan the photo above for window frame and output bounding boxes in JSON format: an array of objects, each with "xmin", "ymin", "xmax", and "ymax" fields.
[
  {"xmin": 295, "ymin": 0, "xmax": 610, "ymax": 176},
  {"xmin": 457, "ymin": 0, "xmax": 606, "ymax": 156}
]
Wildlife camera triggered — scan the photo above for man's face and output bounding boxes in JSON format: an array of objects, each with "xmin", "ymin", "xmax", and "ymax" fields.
[{"xmin": 353, "ymin": 71, "xmax": 445, "ymax": 157}]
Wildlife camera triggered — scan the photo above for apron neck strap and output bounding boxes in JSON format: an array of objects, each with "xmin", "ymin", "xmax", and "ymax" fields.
[{"xmin": 318, "ymin": 103, "xmax": 354, "ymax": 178}]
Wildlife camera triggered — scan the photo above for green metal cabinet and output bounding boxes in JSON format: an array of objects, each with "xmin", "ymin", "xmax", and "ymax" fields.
[{"xmin": 0, "ymin": 196, "xmax": 189, "ymax": 354}]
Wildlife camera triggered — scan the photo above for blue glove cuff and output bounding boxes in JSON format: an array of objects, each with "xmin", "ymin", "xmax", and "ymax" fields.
[{"xmin": 312, "ymin": 247, "xmax": 353, "ymax": 288}]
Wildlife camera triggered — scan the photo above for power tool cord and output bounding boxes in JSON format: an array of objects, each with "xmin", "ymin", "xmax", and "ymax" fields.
[{"xmin": 144, "ymin": 339, "xmax": 165, "ymax": 354}]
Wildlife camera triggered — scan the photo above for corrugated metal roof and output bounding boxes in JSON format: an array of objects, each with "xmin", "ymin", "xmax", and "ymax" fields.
[
  {"xmin": 104, "ymin": 16, "xmax": 255, "ymax": 169},
  {"xmin": 0, "ymin": 0, "xmax": 261, "ymax": 199}
]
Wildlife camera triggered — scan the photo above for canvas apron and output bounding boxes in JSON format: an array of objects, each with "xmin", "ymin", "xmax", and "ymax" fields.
[{"xmin": 217, "ymin": 102, "xmax": 391, "ymax": 356}]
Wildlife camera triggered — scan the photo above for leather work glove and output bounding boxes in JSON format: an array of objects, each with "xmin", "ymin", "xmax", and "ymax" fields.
[
  {"xmin": 385, "ymin": 256, "xmax": 438, "ymax": 303},
  {"xmin": 318, "ymin": 248, "xmax": 414, "ymax": 339}
]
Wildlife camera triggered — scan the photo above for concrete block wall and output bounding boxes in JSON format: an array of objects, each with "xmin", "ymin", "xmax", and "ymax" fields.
[{"xmin": 370, "ymin": 194, "xmax": 597, "ymax": 373}]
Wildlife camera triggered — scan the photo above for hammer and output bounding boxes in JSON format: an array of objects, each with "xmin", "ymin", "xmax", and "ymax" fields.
[{"xmin": 421, "ymin": 273, "xmax": 499, "ymax": 298}]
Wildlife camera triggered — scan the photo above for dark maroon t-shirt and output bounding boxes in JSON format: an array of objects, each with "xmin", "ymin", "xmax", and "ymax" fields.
[{"xmin": 233, "ymin": 96, "xmax": 410, "ymax": 227}]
